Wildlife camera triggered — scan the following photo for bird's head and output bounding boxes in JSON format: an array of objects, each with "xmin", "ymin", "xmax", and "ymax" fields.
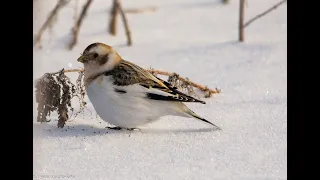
[{"xmin": 77, "ymin": 42, "xmax": 122, "ymax": 77}]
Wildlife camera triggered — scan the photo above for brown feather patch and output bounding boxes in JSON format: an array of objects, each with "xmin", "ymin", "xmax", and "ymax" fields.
[{"xmin": 99, "ymin": 54, "xmax": 109, "ymax": 65}]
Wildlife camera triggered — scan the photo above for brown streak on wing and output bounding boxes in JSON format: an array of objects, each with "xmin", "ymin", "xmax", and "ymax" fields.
[{"xmin": 105, "ymin": 60, "xmax": 168, "ymax": 87}]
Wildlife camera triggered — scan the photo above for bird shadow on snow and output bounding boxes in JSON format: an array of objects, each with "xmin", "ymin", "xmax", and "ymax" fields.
[
  {"xmin": 140, "ymin": 127, "xmax": 219, "ymax": 134},
  {"xmin": 33, "ymin": 122, "xmax": 220, "ymax": 138}
]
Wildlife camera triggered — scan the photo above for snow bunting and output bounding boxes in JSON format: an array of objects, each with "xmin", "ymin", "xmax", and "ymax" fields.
[{"xmin": 77, "ymin": 42, "xmax": 221, "ymax": 131}]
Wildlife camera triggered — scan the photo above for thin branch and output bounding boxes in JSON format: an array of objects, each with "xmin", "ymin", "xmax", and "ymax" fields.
[
  {"xmin": 239, "ymin": 0, "xmax": 245, "ymax": 42},
  {"xmin": 244, "ymin": 0, "xmax": 287, "ymax": 28},
  {"xmin": 116, "ymin": 0, "xmax": 132, "ymax": 46},
  {"xmin": 33, "ymin": 0, "xmax": 71, "ymax": 48},
  {"xmin": 51, "ymin": 68, "xmax": 84, "ymax": 75},
  {"xmin": 53, "ymin": 68, "xmax": 221, "ymax": 95},
  {"xmin": 108, "ymin": 0, "xmax": 119, "ymax": 35},
  {"xmin": 147, "ymin": 70, "xmax": 221, "ymax": 94},
  {"xmin": 69, "ymin": 0, "xmax": 93, "ymax": 50},
  {"xmin": 73, "ymin": 0, "xmax": 79, "ymax": 22}
]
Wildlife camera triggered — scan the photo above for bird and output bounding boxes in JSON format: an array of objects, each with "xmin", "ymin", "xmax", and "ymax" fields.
[{"xmin": 77, "ymin": 42, "xmax": 221, "ymax": 131}]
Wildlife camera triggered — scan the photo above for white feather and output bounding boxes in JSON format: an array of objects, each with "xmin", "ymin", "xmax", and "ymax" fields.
[{"xmin": 86, "ymin": 75, "xmax": 191, "ymax": 128}]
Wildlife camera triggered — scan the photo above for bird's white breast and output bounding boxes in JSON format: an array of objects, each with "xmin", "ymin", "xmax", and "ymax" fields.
[{"xmin": 85, "ymin": 75, "xmax": 179, "ymax": 128}]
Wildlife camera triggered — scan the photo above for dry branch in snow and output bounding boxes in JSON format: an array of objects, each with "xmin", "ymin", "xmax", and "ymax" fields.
[
  {"xmin": 116, "ymin": 0, "xmax": 132, "ymax": 46},
  {"xmin": 239, "ymin": 0, "xmax": 245, "ymax": 42},
  {"xmin": 69, "ymin": 0, "xmax": 93, "ymax": 50},
  {"xmin": 35, "ymin": 69, "xmax": 77, "ymax": 128},
  {"xmin": 244, "ymin": 0, "xmax": 287, "ymax": 28},
  {"xmin": 34, "ymin": 0, "xmax": 154, "ymax": 49},
  {"xmin": 148, "ymin": 69, "xmax": 221, "ymax": 97},
  {"xmin": 108, "ymin": 0, "xmax": 119, "ymax": 36},
  {"xmin": 238, "ymin": 0, "xmax": 286, "ymax": 42},
  {"xmin": 33, "ymin": 0, "xmax": 71, "ymax": 48}
]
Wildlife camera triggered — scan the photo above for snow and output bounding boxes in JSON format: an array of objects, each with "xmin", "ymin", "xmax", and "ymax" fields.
[{"xmin": 33, "ymin": 0, "xmax": 287, "ymax": 179}]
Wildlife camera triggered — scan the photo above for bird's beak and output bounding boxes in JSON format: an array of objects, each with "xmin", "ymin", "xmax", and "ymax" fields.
[{"xmin": 77, "ymin": 55, "xmax": 85, "ymax": 63}]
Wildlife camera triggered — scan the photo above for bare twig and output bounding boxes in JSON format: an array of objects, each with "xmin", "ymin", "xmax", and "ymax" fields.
[
  {"xmin": 147, "ymin": 70, "xmax": 221, "ymax": 95},
  {"xmin": 124, "ymin": 7, "xmax": 157, "ymax": 14},
  {"xmin": 56, "ymin": 71, "xmax": 73, "ymax": 128},
  {"xmin": 51, "ymin": 68, "xmax": 84, "ymax": 75},
  {"xmin": 69, "ymin": 0, "xmax": 93, "ymax": 50},
  {"xmin": 239, "ymin": 0, "xmax": 245, "ymax": 42},
  {"xmin": 71, "ymin": 71, "xmax": 88, "ymax": 120},
  {"xmin": 244, "ymin": 0, "xmax": 287, "ymax": 28},
  {"xmin": 73, "ymin": 0, "xmax": 79, "ymax": 22},
  {"xmin": 116, "ymin": 0, "xmax": 132, "ymax": 46},
  {"xmin": 33, "ymin": 0, "xmax": 71, "ymax": 48},
  {"xmin": 49, "ymin": 68, "xmax": 220, "ymax": 95},
  {"xmin": 108, "ymin": 0, "xmax": 119, "ymax": 35}
]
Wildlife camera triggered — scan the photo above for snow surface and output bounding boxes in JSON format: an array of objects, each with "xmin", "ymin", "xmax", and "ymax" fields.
[{"xmin": 33, "ymin": 0, "xmax": 287, "ymax": 179}]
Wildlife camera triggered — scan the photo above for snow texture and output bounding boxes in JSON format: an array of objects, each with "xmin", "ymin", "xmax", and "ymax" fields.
[{"xmin": 33, "ymin": 0, "xmax": 287, "ymax": 179}]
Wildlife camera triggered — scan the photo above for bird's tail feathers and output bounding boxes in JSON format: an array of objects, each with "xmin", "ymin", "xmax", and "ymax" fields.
[
  {"xmin": 187, "ymin": 110, "xmax": 221, "ymax": 130},
  {"xmin": 177, "ymin": 103, "xmax": 221, "ymax": 130}
]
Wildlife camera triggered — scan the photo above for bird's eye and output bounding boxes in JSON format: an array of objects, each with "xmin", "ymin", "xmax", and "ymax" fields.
[{"xmin": 93, "ymin": 53, "xmax": 98, "ymax": 58}]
